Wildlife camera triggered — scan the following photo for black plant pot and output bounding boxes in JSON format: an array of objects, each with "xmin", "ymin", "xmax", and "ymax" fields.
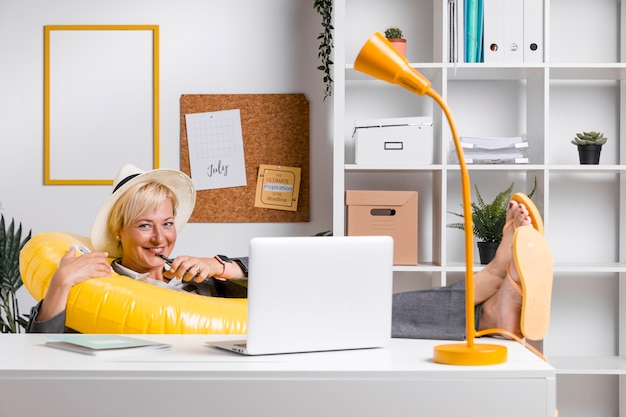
[
  {"xmin": 477, "ymin": 241, "xmax": 500, "ymax": 265},
  {"xmin": 577, "ymin": 144, "xmax": 602, "ymax": 165}
]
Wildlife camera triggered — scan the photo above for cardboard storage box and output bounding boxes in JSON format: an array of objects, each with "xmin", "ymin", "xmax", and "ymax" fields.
[
  {"xmin": 346, "ymin": 190, "xmax": 418, "ymax": 265},
  {"xmin": 353, "ymin": 117, "xmax": 433, "ymax": 165}
]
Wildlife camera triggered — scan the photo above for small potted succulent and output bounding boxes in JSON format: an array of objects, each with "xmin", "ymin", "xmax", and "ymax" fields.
[
  {"xmin": 571, "ymin": 131, "xmax": 607, "ymax": 164},
  {"xmin": 448, "ymin": 179, "xmax": 536, "ymax": 264},
  {"xmin": 384, "ymin": 26, "xmax": 406, "ymax": 57}
]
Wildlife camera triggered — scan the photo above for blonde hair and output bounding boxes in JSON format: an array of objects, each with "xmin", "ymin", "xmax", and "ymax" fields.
[{"xmin": 108, "ymin": 181, "xmax": 179, "ymax": 236}]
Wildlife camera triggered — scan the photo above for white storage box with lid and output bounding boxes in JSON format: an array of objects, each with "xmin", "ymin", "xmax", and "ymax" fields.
[{"xmin": 353, "ymin": 117, "xmax": 433, "ymax": 165}]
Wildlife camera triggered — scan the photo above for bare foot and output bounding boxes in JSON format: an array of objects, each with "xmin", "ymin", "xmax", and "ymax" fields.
[
  {"xmin": 484, "ymin": 201, "xmax": 532, "ymax": 278},
  {"xmin": 478, "ymin": 246, "xmax": 524, "ymax": 339},
  {"xmin": 473, "ymin": 202, "xmax": 531, "ymax": 304}
]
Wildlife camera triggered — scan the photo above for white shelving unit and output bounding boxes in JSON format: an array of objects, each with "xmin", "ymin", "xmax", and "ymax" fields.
[{"xmin": 332, "ymin": 1, "xmax": 626, "ymax": 415}]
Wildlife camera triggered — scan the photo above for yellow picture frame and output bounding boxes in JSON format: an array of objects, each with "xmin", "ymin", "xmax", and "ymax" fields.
[{"xmin": 44, "ymin": 25, "xmax": 160, "ymax": 185}]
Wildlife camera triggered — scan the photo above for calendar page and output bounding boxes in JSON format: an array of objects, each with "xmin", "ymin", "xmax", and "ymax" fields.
[{"xmin": 184, "ymin": 109, "xmax": 247, "ymax": 190}]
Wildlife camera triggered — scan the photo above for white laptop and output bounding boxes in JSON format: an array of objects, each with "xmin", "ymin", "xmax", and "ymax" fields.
[{"xmin": 211, "ymin": 235, "xmax": 394, "ymax": 355}]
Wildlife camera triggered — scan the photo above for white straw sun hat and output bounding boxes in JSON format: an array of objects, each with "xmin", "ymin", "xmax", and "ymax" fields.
[{"xmin": 90, "ymin": 164, "xmax": 196, "ymax": 258}]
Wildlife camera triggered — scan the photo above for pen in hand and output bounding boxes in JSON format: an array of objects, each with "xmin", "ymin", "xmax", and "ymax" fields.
[
  {"xmin": 155, "ymin": 254, "xmax": 207, "ymax": 282},
  {"xmin": 156, "ymin": 254, "xmax": 174, "ymax": 265}
]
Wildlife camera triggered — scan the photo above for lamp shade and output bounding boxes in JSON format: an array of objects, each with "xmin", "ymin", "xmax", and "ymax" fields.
[{"xmin": 354, "ymin": 32, "xmax": 431, "ymax": 96}]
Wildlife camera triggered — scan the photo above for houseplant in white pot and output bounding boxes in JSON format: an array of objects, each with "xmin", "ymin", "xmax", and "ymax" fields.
[{"xmin": 571, "ymin": 130, "xmax": 607, "ymax": 164}]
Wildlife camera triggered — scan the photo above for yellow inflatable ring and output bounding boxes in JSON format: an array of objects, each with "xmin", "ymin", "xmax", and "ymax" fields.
[{"xmin": 20, "ymin": 231, "xmax": 247, "ymax": 334}]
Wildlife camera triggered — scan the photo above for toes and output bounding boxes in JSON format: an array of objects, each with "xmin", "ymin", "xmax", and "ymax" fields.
[{"xmin": 514, "ymin": 204, "xmax": 532, "ymax": 228}]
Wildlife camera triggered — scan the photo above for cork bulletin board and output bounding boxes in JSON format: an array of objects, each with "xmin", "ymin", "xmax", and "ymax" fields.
[{"xmin": 180, "ymin": 94, "xmax": 309, "ymax": 223}]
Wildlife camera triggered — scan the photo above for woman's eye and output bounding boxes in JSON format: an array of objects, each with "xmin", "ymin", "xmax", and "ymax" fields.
[{"xmin": 164, "ymin": 221, "xmax": 175, "ymax": 228}]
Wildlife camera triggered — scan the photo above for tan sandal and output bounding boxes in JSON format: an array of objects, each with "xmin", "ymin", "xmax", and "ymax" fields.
[
  {"xmin": 478, "ymin": 194, "xmax": 553, "ymax": 364},
  {"xmin": 507, "ymin": 226, "xmax": 553, "ymax": 340}
]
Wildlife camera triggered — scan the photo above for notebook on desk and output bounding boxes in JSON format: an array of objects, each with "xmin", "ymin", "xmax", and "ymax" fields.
[{"xmin": 211, "ymin": 235, "xmax": 394, "ymax": 355}]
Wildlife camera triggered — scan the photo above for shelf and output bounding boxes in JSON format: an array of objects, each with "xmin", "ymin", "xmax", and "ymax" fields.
[
  {"xmin": 394, "ymin": 263, "xmax": 500, "ymax": 273},
  {"xmin": 346, "ymin": 63, "xmax": 547, "ymax": 81},
  {"xmin": 444, "ymin": 262, "xmax": 490, "ymax": 272},
  {"xmin": 553, "ymin": 263, "xmax": 626, "ymax": 273},
  {"xmin": 346, "ymin": 62, "xmax": 626, "ymax": 81},
  {"xmin": 402, "ymin": 263, "xmax": 626, "ymax": 274},
  {"xmin": 546, "ymin": 165, "xmax": 626, "ymax": 173},
  {"xmin": 393, "ymin": 263, "xmax": 443, "ymax": 273},
  {"xmin": 345, "ymin": 64, "xmax": 442, "ymax": 81},
  {"xmin": 445, "ymin": 64, "xmax": 546, "ymax": 80},
  {"xmin": 548, "ymin": 356, "xmax": 626, "ymax": 375},
  {"xmin": 345, "ymin": 164, "xmax": 591, "ymax": 172},
  {"xmin": 345, "ymin": 164, "xmax": 443, "ymax": 172},
  {"xmin": 447, "ymin": 164, "xmax": 545, "ymax": 171},
  {"xmin": 549, "ymin": 64, "xmax": 626, "ymax": 80},
  {"xmin": 445, "ymin": 165, "xmax": 626, "ymax": 173},
  {"xmin": 335, "ymin": 1, "xmax": 626, "ymax": 412}
]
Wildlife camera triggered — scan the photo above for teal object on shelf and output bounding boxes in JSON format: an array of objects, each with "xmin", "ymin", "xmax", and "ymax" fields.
[{"xmin": 465, "ymin": 0, "xmax": 483, "ymax": 62}]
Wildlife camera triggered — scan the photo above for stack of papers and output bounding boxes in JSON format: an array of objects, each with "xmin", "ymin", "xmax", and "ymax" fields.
[{"xmin": 449, "ymin": 135, "xmax": 530, "ymax": 164}]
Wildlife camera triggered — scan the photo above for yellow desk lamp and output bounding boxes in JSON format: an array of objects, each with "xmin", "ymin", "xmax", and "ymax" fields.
[{"xmin": 354, "ymin": 32, "xmax": 507, "ymax": 365}]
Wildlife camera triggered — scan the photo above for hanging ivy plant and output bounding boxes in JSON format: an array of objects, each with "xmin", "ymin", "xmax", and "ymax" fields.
[{"xmin": 314, "ymin": 0, "xmax": 333, "ymax": 100}]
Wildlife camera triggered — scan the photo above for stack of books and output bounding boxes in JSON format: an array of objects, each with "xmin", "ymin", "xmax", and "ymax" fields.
[{"xmin": 449, "ymin": 134, "xmax": 530, "ymax": 164}]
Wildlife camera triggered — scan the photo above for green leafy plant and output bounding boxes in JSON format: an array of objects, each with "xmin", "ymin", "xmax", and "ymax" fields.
[
  {"xmin": 0, "ymin": 214, "xmax": 31, "ymax": 333},
  {"xmin": 314, "ymin": 0, "xmax": 334, "ymax": 101},
  {"xmin": 571, "ymin": 131, "xmax": 607, "ymax": 146},
  {"xmin": 448, "ymin": 179, "xmax": 536, "ymax": 243},
  {"xmin": 384, "ymin": 26, "xmax": 404, "ymax": 40}
]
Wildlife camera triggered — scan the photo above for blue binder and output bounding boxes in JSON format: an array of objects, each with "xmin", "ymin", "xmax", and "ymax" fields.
[{"xmin": 465, "ymin": 0, "xmax": 483, "ymax": 62}]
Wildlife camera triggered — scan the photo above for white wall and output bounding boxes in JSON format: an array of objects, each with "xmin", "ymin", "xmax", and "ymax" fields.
[{"xmin": 0, "ymin": 0, "xmax": 333, "ymax": 308}]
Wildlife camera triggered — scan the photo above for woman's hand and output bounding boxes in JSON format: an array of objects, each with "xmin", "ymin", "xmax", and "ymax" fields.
[
  {"xmin": 53, "ymin": 247, "xmax": 113, "ymax": 287},
  {"xmin": 36, "ymin": 246, "xmax": 113, "ymax": 322},
  {"xmin": 163, "ymin": 256, "xmax": 244, "ymax": 283}
]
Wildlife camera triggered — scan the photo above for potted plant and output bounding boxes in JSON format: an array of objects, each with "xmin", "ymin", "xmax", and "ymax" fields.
[
  {"xmin": 571, "ymin": 131, "xmax": 607, "ymax": 164},
  {"xmin": 384, "ymin": 26, "xmax": 407, "ymax": 57},
  {"xmin": 0, "ymin": 214, "xmax": 31, "ymax": 333},
  {"xmin": 448, "ymin": 179, "xmax": 536, "ymax": 264}
]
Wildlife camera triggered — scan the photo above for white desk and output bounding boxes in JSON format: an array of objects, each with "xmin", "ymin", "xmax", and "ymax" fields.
[{"xmin": 0, "ymin": 335, "xmax": 555, "ymax": 417}]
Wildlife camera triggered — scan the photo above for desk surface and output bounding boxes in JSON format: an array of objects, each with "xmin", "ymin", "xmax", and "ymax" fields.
[
  {"xmin": 0, "ymin": 334, "xmax": 553, "ymax": 374},
  {"xmin": 0, "ymin": 335, "xmax": 555, "ymax": 417}
]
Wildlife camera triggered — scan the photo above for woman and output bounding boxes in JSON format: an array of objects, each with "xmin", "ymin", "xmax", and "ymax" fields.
[
  {"xmin": 28, "ymin": 164, "xmax": 248, "ymax": 333},
  {"xmin": 29, "ymin": 164, "xmax": 550, "ymax": 340}
]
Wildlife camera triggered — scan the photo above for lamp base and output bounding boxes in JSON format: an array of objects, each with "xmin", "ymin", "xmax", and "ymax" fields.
[{"xmin": 433, "ymin": 343, "xmax": 507, "ymax": 366}]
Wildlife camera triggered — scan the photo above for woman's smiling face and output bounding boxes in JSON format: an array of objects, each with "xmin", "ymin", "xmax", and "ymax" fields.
[{"xmin": 118, "ymin": 197, "xmax": 177, "ymax": 277}]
